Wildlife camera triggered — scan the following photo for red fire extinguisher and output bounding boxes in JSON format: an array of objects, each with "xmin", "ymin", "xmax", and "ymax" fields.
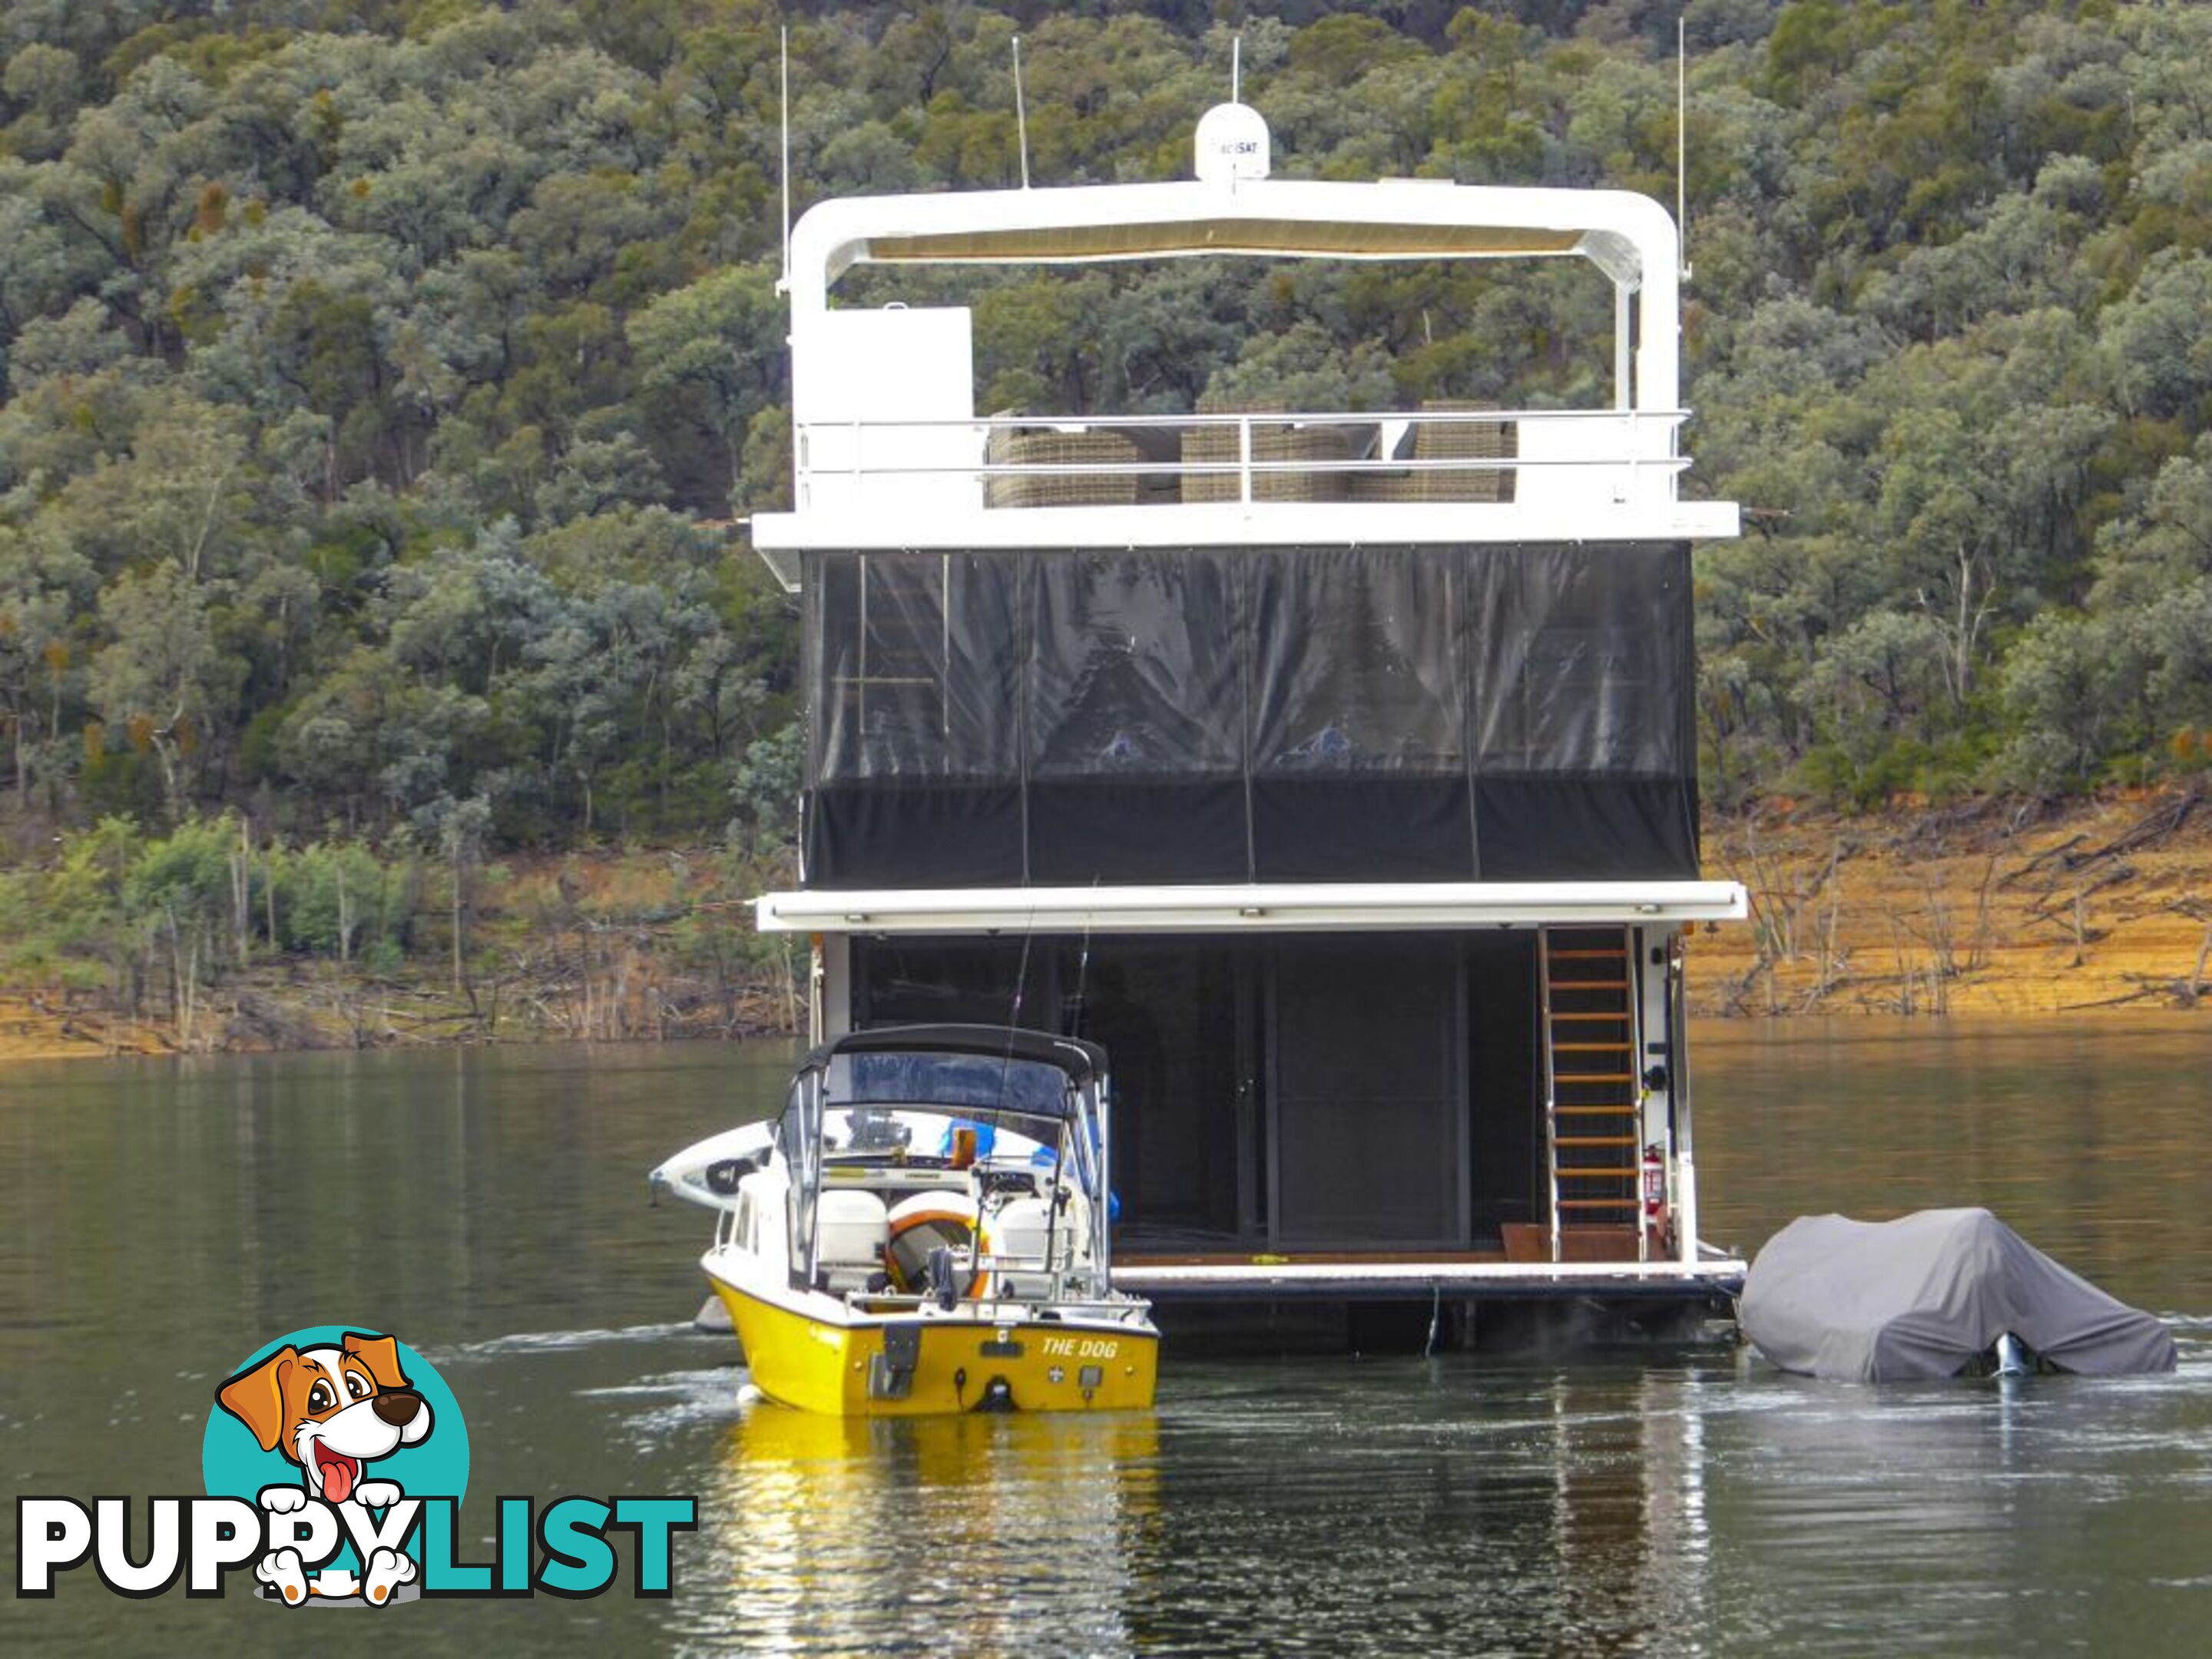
[{"xmin": 1641, "ymin": 1144, "xmax": 1667, "ymax": 1227}]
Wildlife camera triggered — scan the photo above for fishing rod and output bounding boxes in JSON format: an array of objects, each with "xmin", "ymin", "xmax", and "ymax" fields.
[
  {"xmin": 1068, "ymin": 876, "xmax": 1101, "ymax": 1038},
  {"xmin": 987, "ymin": 904, "xmax": 1041, "ymax": 1121}
]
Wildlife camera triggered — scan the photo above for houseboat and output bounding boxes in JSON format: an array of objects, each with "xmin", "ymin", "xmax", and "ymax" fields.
[{"xmin": 746, "ymin": 101, "xmax": 1747, "ymax": 1347}]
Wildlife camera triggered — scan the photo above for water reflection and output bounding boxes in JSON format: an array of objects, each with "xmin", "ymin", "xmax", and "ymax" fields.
[
  {"xmin": 1695, "ymin": 1017, "xmax": 2212, "ymax": 1314},
  {"xmin": 677, "ymin": 1401, "xmax": 1158, "ymax": 1657},
  {"xmin": 1704, "ymin": 1353, "xmax": 2212, "ymax": 1655},
  {"xmin": 5, "ymin": 1031, "xmax": 2211, "ymax": 1659}
]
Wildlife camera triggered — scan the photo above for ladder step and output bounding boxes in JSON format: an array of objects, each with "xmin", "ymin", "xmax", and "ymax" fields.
[
  {"xmin": 1559, "ymin": 1199, "xmax": 1639, "ymax": 1210},
  {"xmin": 1550, "ymin": 1012, "xmax": 1630, "ymax": 1022},
  {"xmin": 1555, "ymin": 1106, "xmax": 1637, "ymax": 1117},
  {"xmin": 1558, "ymin": 1168, "xmax": 1635, "ymax": 1179},
  {"xmin": 1553, "ymin": 1075, "xmax": 1636, "ymax": 1087},
  {"xmin": 1553, "ymin": 1042, "xmax": 1631, "ymax": 1052},
  {"xmin": 1547, "ymin": 949, "xmax": 1628, "ymax": 961},
  {"xmin": 1556, "ymin": 1136, "xmax": 1638, "ymax": 1148},
  {"xmin": 1548, "ymin": 980, "xmax": 1628, "ymax": 991}
]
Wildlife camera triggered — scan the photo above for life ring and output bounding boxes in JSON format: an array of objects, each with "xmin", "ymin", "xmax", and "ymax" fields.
[{"xmin": 884, "ymin": 1190, "xmax": 983, "ymax": 1296}]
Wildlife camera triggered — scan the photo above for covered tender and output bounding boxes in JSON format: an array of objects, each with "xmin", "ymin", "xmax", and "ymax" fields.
[{"xmin": 1740, "ymin": 1208, "xmax": 2176, "ymax": 1382}]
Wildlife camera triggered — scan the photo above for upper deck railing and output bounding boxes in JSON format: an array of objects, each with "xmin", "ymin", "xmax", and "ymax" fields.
[
  {"xmin": 756, "ymin": 401, "xmax": 1730, "ymax": 567},
  {"xmin": 798, "ymin": 406, "xmax": 1688, "ymax": 507}
]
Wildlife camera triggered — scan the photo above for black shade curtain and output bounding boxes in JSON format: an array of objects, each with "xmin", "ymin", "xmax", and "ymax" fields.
[{"xmin": 804, "ymin": 541, "xmax": 1697, "ymax": 886}]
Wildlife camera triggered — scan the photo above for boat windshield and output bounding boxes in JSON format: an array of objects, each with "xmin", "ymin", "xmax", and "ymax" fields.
[
  {"xmin": 826, "ymin": 1049, "xmax": 1073, "ymax": 1118},
  {"xmin": 808, "ymin": 1048, "xmax": 1104, "ymax": 1202}
]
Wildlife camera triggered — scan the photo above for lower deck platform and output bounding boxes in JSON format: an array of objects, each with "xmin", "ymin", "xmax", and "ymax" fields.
[
  {"xmin": 1114, "ymin": 1250, "xmax": 1745, "ymax": 1301},
  {"xmin": 1114, "ymin": 1250, "xmax": 1744, "ymax": 1353}
]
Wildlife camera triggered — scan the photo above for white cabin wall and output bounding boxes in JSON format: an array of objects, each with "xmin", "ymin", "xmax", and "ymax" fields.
[
  {"xmin": 820, "ymin": 934, "xmax": 852, "ymax": 1042},
  {"xmin": 1513, "ymin": 415, "xmax": 1679, "ymax": 515},
  {"xmin": 1630, "ymin": 924, "xmax": 1688, "ymax": 1262},
  {"xmin": 793, "ymin": 307, "xmax": 977, "ymax": 515}
]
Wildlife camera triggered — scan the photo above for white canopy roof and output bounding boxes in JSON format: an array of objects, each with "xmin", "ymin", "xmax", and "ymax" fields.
[{"xmin": 786, "ymin": 175, "xmax": 1682, "ymax": 412}]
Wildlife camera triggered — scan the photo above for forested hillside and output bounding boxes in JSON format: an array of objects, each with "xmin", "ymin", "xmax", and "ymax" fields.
[{"xmin": 2, "ymin": 3, "xmax": 2210, "ymax": 903}]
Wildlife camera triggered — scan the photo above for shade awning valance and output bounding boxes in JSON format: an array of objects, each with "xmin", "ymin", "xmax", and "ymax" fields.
[
  {"xmin": 860, "ymin": 218, "xmax": 1587, "ymax": 265},
  {"xmin": 755, "ymin": 880, "xmax": 1747, "ymax": 935}
]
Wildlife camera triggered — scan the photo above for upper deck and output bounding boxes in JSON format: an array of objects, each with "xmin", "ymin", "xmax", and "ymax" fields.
[{"xmin": 750, "ymin": 107, "xmax": 1737, "ymax": 578}]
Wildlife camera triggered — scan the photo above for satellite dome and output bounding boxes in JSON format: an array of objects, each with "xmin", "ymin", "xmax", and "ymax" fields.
[{"xmin": 1194, "ymin": 103, "xmax": 1270, "ymax": 186}]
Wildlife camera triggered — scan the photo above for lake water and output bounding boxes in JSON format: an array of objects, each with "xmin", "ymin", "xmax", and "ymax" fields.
[{"xmin": 3, "ymin": 1020, "xmax": 2208, "ymax": 1655}]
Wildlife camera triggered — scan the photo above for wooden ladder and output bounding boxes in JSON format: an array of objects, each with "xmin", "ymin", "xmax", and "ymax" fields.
[{"xmin": 1540, "ymin": 926, "xmax": 1642, "ymax": 1262}]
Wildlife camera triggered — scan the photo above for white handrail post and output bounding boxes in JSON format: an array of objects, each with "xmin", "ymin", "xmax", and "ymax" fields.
[
  {"xmin": 1614, "ymin": 283, "xmax": 1633, "ymax": 412},
  {"xmin": 1677, "ymin": 1152, "xmax": 1699, "ymax": 1267},
  {"xmin": 1238, "ymin": 414, "xmax": 1252, "ymax": 503}
]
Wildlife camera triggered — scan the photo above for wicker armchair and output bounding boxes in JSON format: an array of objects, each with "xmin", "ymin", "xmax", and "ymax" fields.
[
  {"xmin": 1346, "ymin": 400, "xmax": 1518, "ymax": 503},
  {"xmin": 983, "ymin": 426, "xmax": 1142, "ymax": 509},
  {"xmin": 1180, "ymin": 403, "xmax": 1357, "ymax": 503}
]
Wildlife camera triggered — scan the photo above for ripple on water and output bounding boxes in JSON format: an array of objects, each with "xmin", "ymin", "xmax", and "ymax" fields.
[{"xmin": 422, "ymin": 1321, "xmax": 704, "ymax": 1363}]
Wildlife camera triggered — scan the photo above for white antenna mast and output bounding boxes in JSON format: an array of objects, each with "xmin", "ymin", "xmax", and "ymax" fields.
[
  {"xmin": 779, "ymin": 25, "xmax": 792, "ymax": 288},
  {"xmin": 1012, "ymin": 35, "xmax": 1031, "ymax": 189},
  {"xmin": 1232, "ymin": 34, "xmax": 1241, "ymax": 104},
  {"xmin": 1676, "ymin": 15, "xmax": 1691, "ymax": 281}
]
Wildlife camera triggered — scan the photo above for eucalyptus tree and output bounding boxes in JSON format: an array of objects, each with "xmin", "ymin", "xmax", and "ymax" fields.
[
  {"xmin": 3, "ymin": 0, "xmax": 2212, "ymax": 845},
  {"xmin": 628, "ymin": 262, "xmax": 784, "ymax": 511}
]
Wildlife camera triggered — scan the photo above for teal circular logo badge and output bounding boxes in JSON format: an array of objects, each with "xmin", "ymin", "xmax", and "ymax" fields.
[{"xmin": 203, "ymin": 1326, "xmax": 467, "ymax": 1605}]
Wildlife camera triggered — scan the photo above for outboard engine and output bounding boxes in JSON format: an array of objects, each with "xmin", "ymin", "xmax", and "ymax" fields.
[{"xmin": 926, "ymin": 1245, "xmax": 961, "ymax": 1312}]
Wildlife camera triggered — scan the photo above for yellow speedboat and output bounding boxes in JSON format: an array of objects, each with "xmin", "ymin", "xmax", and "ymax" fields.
[{"xmin": 652, "ymin": 1025, "xmax": 1159, "ymax": 1416}]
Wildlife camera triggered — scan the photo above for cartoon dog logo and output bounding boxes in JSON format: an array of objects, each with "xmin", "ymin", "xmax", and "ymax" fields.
[{"xmin": 215, "ymin": 1331, "xmax": 432, "ymax": 1605}]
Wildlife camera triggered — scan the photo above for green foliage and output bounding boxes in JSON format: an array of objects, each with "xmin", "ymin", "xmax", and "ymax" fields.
[
  {"xmin": 0, "ymin": 812, "xmax": 429, "ymax": 1014},
  {"xmin": 0, "ymin": 0, "xmax": 2209, "ymax": 843},
  {"xmin": 727, "ymin": 717, "xmax": 802, "ymax": 853},
  {"xmin": 273, "ymin": 840, "xmax": 400, "ymax": 957},
  {"xmin": 1683, "ymin": 2, "xmax": 2212, "ymax": 803}
]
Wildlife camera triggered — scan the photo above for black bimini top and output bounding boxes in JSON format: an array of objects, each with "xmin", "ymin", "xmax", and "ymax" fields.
[{"xmin": 805, "ymin": 1024, "xmax": 1108, "ymax": 1091}]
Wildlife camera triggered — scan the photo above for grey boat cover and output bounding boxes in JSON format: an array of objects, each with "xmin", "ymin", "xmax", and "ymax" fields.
[{"xmin": 1740, "ymin": 1207, "xmax": 2176, "ymax": 1381}]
